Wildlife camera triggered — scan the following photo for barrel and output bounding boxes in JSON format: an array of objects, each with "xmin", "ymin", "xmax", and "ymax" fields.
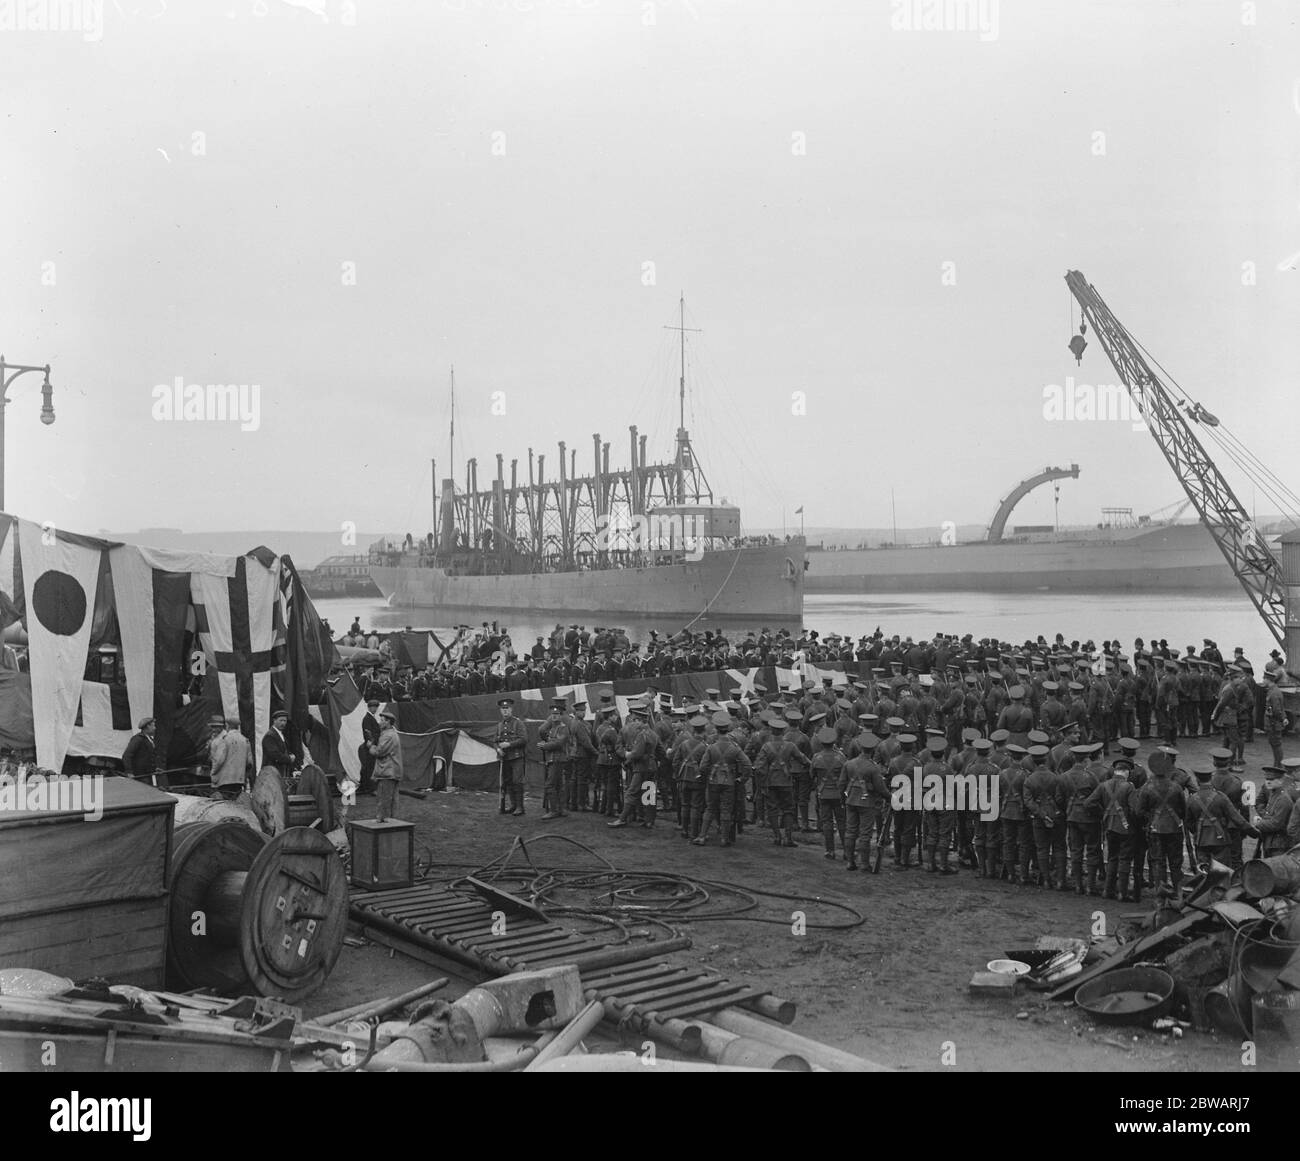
[
  {"xmin": 1251, "ymin": 991, "xmax": 1300, "ymax": 1071},
  {"xmin": 1240, "ymin": 855, "xmax": 1300, "ymax": 899}
]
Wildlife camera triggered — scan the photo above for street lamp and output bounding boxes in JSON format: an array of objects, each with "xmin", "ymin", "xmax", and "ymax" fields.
[{"xmin": 0, "ymin": 356, "xmax": 57, "ymax": 512}]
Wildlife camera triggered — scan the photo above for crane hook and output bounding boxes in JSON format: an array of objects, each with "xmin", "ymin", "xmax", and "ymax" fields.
[{"xmin": 1068, "ymin": 332, "xmax": 1087, "ymax": 364}]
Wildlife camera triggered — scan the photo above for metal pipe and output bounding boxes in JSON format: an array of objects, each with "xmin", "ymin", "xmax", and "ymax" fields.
[
  {"xmin": 312, "ymin": 978, "xmax": 449, "ymax": 1028},
  {"xmin": 694, "ymin": 1022, "xmax": 810, "ymax": 1071},
  {"xmin": 591, "ymin": 997, "xmax": 702, "ymax": 1054},
  {"xmin": 523, "ymin": 1000, "xmax": 605, "ymax": 1071},
  {"xmin": 741, "ymin": 994, "xmax": 797, "ymax": 1025},
  {"xmin": 706, "ymin": 1009, "xmax": 891, "ymax": 1072},
  {"xmin": 534, "ymin": 937, "xmax": 692, "ymax": 974}
]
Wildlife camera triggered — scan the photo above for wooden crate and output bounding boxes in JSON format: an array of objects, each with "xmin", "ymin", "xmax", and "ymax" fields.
[{"xmin": 348, "ymin": 818, "xmax": 415, "ymax": 890}]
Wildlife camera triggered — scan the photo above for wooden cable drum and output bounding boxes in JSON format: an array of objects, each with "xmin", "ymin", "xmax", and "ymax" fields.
[
  {"xmin": 166, "ymin": 822, "xmax": 348, "ymax": 1002},
  {"xmin": 290, "ymin": 764, "xmax": 333, "ymax": 832},
  {"xmin": 250, "ymin": 767, "xmax": 287, "ymax": 836}
]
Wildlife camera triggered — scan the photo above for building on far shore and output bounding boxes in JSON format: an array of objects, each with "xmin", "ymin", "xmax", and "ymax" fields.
[{"xmin": 300, "ymin": 554, "xmax": 382, "ymax": 599}]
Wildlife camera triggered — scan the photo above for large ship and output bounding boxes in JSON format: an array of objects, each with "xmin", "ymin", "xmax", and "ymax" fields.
[
  {"xmin": 804, "ymin": 465, "xmax": 1242, "ymax": 594},
  {"xmin": 369, "ymin": 303, "xmax": 805, "ymax": 622}
]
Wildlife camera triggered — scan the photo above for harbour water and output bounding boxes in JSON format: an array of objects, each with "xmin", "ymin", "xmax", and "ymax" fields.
[{"xmin": 314, "ymin": 589, "xmax": 1280, "ymax": 666}]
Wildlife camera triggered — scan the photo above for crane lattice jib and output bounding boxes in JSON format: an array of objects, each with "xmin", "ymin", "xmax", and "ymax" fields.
[{"xmin": 1064, "ymin": 270, "xmax": 1286, "ymax": 648}]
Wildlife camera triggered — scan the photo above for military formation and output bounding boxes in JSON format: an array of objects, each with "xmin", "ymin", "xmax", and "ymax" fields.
[
  {"xmin": 487, "ymin": 631, "xmax": 1300, "ymax": 905},
  {"xmin": 360, "ymin": 626, "xmax": 1293, "ymax": 762}
]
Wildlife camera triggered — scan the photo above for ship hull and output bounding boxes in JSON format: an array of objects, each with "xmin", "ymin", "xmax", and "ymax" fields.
[
  {"xmin": 370, "ymin": 541, "xmax": 805, "ymax": 620},
  {"xmin": 804, "ymin": 523, "xmax": 1239, "ymax": 594}
]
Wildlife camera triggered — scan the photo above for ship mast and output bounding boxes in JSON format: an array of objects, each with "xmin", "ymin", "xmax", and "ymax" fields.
[
  {"xmin": 449, "ymin": 364, "xmax": 455, "ymax": 494},
  {"xmin": 664, "ymin": 293, "xmax": 701, "ymax": 504}
]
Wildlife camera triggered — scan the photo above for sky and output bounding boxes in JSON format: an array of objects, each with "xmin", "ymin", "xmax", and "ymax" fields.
[{"xmin": 4, "ymin": 0, "xmax": 1299, "ymax": 543}]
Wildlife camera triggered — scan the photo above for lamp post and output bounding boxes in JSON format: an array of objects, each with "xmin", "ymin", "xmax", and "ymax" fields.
[{"xmin": 0, "ymin": 356, "xmax": 56, "ymax": 511}]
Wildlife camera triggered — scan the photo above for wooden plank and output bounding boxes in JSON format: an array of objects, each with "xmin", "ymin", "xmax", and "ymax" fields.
[{"xmin": 0, "ymin": 897, "xmax": 167, "ymax": 987}]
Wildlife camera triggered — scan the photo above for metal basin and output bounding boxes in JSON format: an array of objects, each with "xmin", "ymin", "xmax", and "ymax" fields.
[{"xmin": 1075, "ymin": 966, "xmax": 1175, "ymax": 1026}]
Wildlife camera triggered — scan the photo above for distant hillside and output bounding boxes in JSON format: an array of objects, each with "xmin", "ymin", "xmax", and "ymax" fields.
[{"xmin": 99, "ymin": 529, "xmax": 384, "ymax": 570}]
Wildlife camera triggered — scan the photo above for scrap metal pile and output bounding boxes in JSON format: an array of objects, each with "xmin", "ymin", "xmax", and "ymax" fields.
[{"xmin": 977, "ymin": 851, "xmax": 1300, "ymax": 1068}]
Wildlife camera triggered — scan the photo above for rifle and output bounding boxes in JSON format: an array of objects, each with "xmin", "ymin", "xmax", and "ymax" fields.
[
  {"xmin": 498, "ymin": 754, "xmax": 507, "ymax": 813},
  {"xmin": 873, "ymin": 810, "xmax": 894, "ymax": 874}
]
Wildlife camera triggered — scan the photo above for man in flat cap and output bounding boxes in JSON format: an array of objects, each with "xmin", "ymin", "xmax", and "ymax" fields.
[
  {"xmin": 370, "ymin": 706, "xmax": 404, "ymax": 823},
  {"xmin": 123, "ymin": 716, "xmax": 159, "ymax": 786},
  {"xmin": 262, "ymin": 708, "xmax": 297, "ymax": 781},
  {"xmin": 209, "ymin": 716, "xmax": 249, "ymax": 800}
]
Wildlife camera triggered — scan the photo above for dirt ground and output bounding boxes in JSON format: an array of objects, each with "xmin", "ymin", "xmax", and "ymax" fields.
[{"xmin": 308, "ymin": 733, "xmax": 1280, "ymax": 1072}]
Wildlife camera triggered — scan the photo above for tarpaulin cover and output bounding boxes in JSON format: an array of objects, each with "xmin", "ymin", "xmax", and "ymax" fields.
[
  {"xmin": 0, "ymin": 776, "xmax": 174, "ymax": 920},
  {"xmin": 0, "ymin": 670, "xmax": 35, "ymax": 750}
]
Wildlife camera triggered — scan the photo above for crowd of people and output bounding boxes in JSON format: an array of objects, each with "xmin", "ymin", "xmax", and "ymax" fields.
[
  {"xmin": 473, "ymin": 629, "xmax": 1300, "ymax": 907},
  {"xmin": 346, "ymin": 622, "xmax": 1295, "ymax": 744}
]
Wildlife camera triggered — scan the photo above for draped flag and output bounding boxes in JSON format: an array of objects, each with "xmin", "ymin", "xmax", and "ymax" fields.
[
  {"xmin": 191, "ymin": 555, "xmax": 280, "ymax": 771},
  {"xmin": 1, "ymin": 513, "xmax": 338, "ymax": 775},
  {"xmin": 18, "ymin": 518, "xmax": 103, "ymax": 771}
]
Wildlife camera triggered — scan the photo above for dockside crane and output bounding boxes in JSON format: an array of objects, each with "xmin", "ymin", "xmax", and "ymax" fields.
[{"xmin": 1064, "ymin": 270, "xmax": 1290, "ymax": 648}]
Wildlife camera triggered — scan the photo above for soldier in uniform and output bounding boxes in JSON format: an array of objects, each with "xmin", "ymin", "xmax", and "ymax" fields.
[
  {"xmin": 696, "ymin": 712, "xmax": 752, "ymax": 847},
  {"xmin": 1198, "ymin": 660, "xmax": 1218, "ymax": 738},
  {"xmin": 1155, "ymin": 661, "xmax": 1179, "ymax": 747},
  {"xmin": 1235, "ymin": 667, "xmax": 1256, "ymax": 754},
  {"xmin": 996, "ymin": 685, "xmax": 1034, "ymax": 748},
  {"xmin": 965, "ymin": 738, "xmax": 1000, "ymax": 878},
  {"xmin": 757, "ymin": 718, "xmax": 808, "ymax": 847},
  {"xmin": 920, "ymin": 736, "xmax": 958, "ymax": 875},
  {"xmin": 998, "ymin": 741, "xmax": 1031, "ymax": 885},
  {"xmin": 1185, "ymin": 764, "xmax": 1255, "ymax": 868},
  {"xmin": 1207, "ymin": 673, "xmax": 1240, "ymax": 774},
  {"xmin": 1253, "ymin": 767, "xmax": 1294, "ymax": 856},
  {"xmin": 888, "ymin": 733, "xmax": 921, "ymax": 870},
  {"xmin": 790, "ymin": 713, "xmax": 817, "ymax": 834},
  {"xmin": 537, "ymin": 697, "xmax": 571, "ymax": 820},
  {"xmin": 1022, "ymin": 745, "xmax": 1067, "ymax": 890},
  {"xmin": 595, "ymin": 703, "xmax": 623, "ymax": 817},
  {"xmin": 568, "ymin": 699, "xmax": 598, "ymax": 810},
  {"xmin": 609, "ymin": 704, "xmax": 658, "ymax": 829},
  {"xmin": 674, "ymin": 714, "xmax": 709, "ymax": 841},
  {"xmin": 359, "ymin": 697, "xmax": 382, "ymax": 795},
  {"xmin": 841, "ymin": 733, "xmax": 888, "ymax": 870},
  {"xmin": 811, "ymin": 727, "xmax": 847, "ymax": 860},
  {"xmin": 495, "ymin": 697, "xmax": 528, "ymax": 816},
  {"xmin": 1263, "ymin": 669, "xmax": 1287, "ymax": 767},
  {"xmin": 1134, "ymin": 753, "xmax": 1186, "ymax": 899},
  {"xmin": 1039, "ymin": 681, "xmax": 1068, "ymax": 740},
  {"xmin": 1207, "ymin": 747, "xmax": 1245, "ymax": 869},
  {"xmin": 1133, "ymin": 658, "xmax": 1153, "ymax": 740},
  {"xmin": 1085, "ymin": 756, "xmax": 1139, "ymax": 901},
  {"xmin": 1061, "ymin": 747, "xmax": 1103, "ymax": 895}
]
